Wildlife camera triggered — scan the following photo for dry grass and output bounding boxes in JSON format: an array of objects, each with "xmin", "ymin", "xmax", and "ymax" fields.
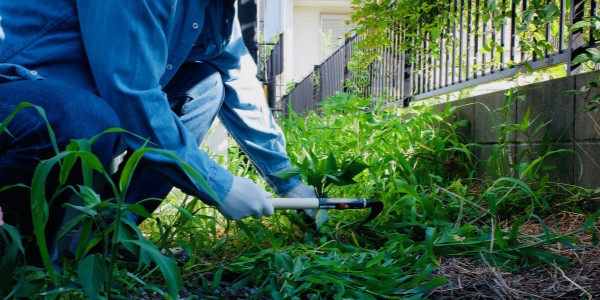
[{"xmin": 427, "ymin": 212, "xmax": 600, "ymax": 299}]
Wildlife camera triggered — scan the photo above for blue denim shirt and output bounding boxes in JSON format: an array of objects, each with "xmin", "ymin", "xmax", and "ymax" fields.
[{"xmin": 0, "ymin": 0, "xmax": 298, "ymax": 204}]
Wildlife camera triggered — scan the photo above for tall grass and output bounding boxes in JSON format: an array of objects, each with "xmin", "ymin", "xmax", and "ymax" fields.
[{"xmin": 1, "ymin": 89, "xmax": 599, "ymax": 299}]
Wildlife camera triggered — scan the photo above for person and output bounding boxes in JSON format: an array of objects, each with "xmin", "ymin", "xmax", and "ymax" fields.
[{"xmin": 0, "ymin": 1, "xmax": 316, "ymax": 257}]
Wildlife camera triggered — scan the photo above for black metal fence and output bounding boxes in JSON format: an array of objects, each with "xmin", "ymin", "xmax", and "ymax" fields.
[
  {"xmin": 281, "ymin": 35, "xmax": 360, "ymax": 116},
  {"xmin": 263, "ymin": 33, "xmax": 284, "ymax": 109},
  {"xmin": 279, "ymin": 0, "xmax": 599, "ymax": 115}
]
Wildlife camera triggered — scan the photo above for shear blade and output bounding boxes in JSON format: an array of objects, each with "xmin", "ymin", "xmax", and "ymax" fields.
[{"xmin": 359, "ymin": 201, "xmax": 384, "ymax": 226}]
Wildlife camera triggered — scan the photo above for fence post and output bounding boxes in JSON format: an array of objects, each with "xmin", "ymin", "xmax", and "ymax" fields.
[
  {"xmin": 569, "ymin": 0, "xmax": 585, "ymax": 75},
  {"xmin": 312, "ymin": 65, "xmax": 321, "ymax": 112}
]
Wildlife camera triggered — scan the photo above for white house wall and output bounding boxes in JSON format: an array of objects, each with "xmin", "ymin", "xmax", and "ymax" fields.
[
  {"xmin": 259, "ymin": 0, "xmax": 352, "ymax": 84},
  {"xmin": 292, "ymin": 5, "xmax": 351, "ymax": 81}
]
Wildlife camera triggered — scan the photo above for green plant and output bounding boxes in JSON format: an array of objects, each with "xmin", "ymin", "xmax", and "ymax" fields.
[
  {"xmin": 349, "ymin": 0, "xmax": 566, "ymax": 81},
  {"xmin": 4, "ymin": 88, "xmax": 599, "ymax": 299},
  {"xmin": 0, "ymin": 103, "xmax": 223, "ymax": 299}
]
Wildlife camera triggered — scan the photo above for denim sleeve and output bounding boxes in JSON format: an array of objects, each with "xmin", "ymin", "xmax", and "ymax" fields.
[
  {"xmin": 75, "ymin": 0, "xmax": 233, "ymax": 204},
  {"xmin": 206, "ymin": 20, "xmax": 301, "ymax": 196}
]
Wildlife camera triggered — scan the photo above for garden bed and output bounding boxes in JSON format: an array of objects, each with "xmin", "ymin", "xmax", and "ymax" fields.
[{"xmin": 428, "ymin": 212, "xmax": 600, "ymax": 299}]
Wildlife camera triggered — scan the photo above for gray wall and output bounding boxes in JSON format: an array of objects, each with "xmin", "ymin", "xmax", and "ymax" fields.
[{"xmin": 437, "ymin": 71, "xmax": 600, "ymax": 189}]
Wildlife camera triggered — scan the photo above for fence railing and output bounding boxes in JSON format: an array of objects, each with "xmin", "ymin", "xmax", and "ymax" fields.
[
  {"xmin": 263, "ymin": 33, "xmax": 284, "ymax": 109},
  {"xmin": 280, "ymin": 0, "xmax": 599, "ymax": 115},
  {"xmin": 282, "ymin": 35, "xmax": 360, "ymax": 116}
]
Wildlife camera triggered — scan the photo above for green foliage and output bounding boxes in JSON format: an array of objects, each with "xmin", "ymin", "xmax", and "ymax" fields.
[
  {"xmin": 0, "ymin": 104, "xmax": 212, "ymax": 299},
  {"xmin": 272, "ymin": 90, "xmax": 593, "ymax": 296},
  {"xmin": 2, "ymin": 90, "xmax": 599, "ymax": 299},
  {"xmin": 349, "ymin": 0, "xmax": 566, "ymax": 74}
]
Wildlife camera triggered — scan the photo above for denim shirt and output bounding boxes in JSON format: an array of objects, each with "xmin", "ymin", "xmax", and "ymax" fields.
[{"xmin": 0, "ymin": 0, "xmax": 297, "ymax": 203}]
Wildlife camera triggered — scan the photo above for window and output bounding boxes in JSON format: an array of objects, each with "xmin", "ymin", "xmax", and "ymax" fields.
[{"xmin": 320, "ymin": 13, "xmax": 352, "ymax": 59}]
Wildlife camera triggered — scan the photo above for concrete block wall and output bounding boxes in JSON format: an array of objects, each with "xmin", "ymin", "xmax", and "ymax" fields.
[{"xmin": 436, "ymin": 71, "xmax": 600, "ymax": 189}]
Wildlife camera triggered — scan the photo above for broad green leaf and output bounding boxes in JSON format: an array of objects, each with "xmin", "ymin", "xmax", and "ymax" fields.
[
  {"xmin": 75, "ymin": 219, "xmax": 94, "ymax": 260},
  {"xmin": 394, "ymin": 179, "xmax": 420, "ymax": 200},
  {"xmin": 78, "ymin": 254, "xmax": 107, "ymax": 300},
  {"xmin": 342, "ymin": 160, "xmax": 368, "ymax": 179},
  {"xmin": 124, "ymin": 204, "xmax": 153, "ymax": 219},
  {"xmin": 0, "ymin": 224, "xmax": 25, "ymax": 254},
  {"xmin": 572, "ymin": 53, "xmax": 591, "ymax": 65},
  {"xmin": 570, "ymin": 21, "xmax": 591, "ymax": 31},
  {"xmin": 315, "ymin": 209, "xmax": 329, "ymax": 229},
  {"xmin": 31, "ymin": 151, "xmax": 76, "ymax": 282},
  {"xmin": 326, "ymin": 152, "xmax": 337, "ymax": 172},
  {"xmin": 123, "ymin": 239, "xmax": 182, "ymax": 299}
]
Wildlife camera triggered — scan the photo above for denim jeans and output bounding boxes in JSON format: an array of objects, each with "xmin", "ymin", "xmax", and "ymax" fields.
[
  {"xmin": 0, "ymin": 80, "xmax": 121, "ymax": 262},
  {"xmin": 118, "ymin": 61, "xmax": 301, "ymax": 223}
]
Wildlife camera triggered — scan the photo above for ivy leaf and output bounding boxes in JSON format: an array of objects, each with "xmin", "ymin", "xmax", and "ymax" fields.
[
  {"xmin": 541, "ymin": 2, "xmax": 559, "ymax": 20},
  {"xmin": 587, "ymin": 48, "xmax": 600, "ymax": 63},
  {"xmin": 571, "ymin": 53, "xmax": 591, "ymax": 65},
  {"xmin": 570, "ymin": 21, "xmax": 591, "ymax": 32}
]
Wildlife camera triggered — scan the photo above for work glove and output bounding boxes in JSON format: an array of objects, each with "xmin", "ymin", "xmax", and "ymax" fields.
[
  {"xmin": 284, "ymin": 183, "xmax": 317, "ymax": 198},
  {"xmin": 283, "ymin": 183, "xmax": 323, "ymax": 220},
  {"xmin": 217, "ymin": 176, "xmax": 275, "ymax": 221}
]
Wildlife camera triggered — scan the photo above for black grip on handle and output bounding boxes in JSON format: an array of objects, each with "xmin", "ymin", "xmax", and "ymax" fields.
[{"xmin": 318, "ymin": 198, "xmax": 369, "ymax": 210}]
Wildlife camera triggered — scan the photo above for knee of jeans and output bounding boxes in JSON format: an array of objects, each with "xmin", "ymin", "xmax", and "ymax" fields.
[
  {"xmin": 188, "ymin": 74, "xmax": 223, "ymax": 104},
  {"xmin": 35, "ymin": 84, "xmax": 122, "ymax": 161}
]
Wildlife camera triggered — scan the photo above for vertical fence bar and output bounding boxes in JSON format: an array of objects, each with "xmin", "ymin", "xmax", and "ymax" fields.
[
  {"xmin": 445, "ymin": 13, "xmax": 450, "ymax": 87},
  {"xmin": 458, "ymin": 0, "xmax": 470, "ymax": 82},
  {"xmin": 591, "ymin": 0, "xmax": 597, "ymax": 45},
  {"xmin": 486, "ymin": 2, "xmax": 492, "ymax": 74},
  {"xmin": 426, "ymin": 37, "xmax": 431, "ymax": 92},
  {"xmin": 510, "ymin": 0, "xmax": 516, "ymax": 65},
  {"xmin": 466, "ymin": 0, "xmax": 472, "ymax": 81},
  {"xmin": 519, "ymin": 1, "xmax": 524, "ymax": 62},
  {"xmin": 560, "ymin": 0, "xmax": 566, "ymax": 52},
  {"xmin": 570, "ymin": 0, "xmax": 585, "ymax": 75},
  {"xmin": 474, "ymin": 0, "xmax": 480, "ymax": 78},
  {"xmin": 545, "ymin": 0, "xmax": 550, "ymax": 58},
  {"xmin": 452, "ymin": 0, "xmax": 458, "ymax": 85},
  {"xmin": 410, "ymin": 32, "xmax": 415, "ymax": 98},
  {"xmin": 500, "ymin": 0, "xmax": 506, "ymax": 70},
  {"xmin": 437, "ymin": 29, "xmax": 442, "ymax": 90},
  {"xmin": 400, "ymin": 28, "xmax": 406, "ymax": 99},
  {"xmin": 431, "ymin": 33, "xmax": 437, "ymax": 91}
]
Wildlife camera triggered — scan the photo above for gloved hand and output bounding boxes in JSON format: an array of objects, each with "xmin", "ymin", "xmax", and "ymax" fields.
[
  {"xmin": 284, "ymin": 183, "xmax": 317, "ymax": 198},
  {"xmin": 283, "ymin": 183, "xmax": 322, "ymax": 220},
  {"xmin": 217, "ymin": 176, "xmax": 274, "ymax": 221}
]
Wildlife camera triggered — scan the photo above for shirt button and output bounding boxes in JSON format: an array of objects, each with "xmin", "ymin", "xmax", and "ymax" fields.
[
  {"xmin": 30, "ymin": 70, "xmax": 38, "ymax": 76},
  {"xmin": 166, "ymin": 64, "xmax": 173, "ymax": 71},
  {"xmin": 192, "ymin": 22, "xmax": 199, "ymax": 29},
  {"xmin": 225, "ymin": 18, "xmax": 229, "ymax": 24}
]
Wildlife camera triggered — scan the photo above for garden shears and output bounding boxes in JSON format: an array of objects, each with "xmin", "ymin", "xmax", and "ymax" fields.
[{"xmin": 269, "ymin": 198, "xmax": 384, "ymax": 225}]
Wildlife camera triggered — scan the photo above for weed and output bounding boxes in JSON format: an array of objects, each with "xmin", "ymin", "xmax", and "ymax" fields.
[{"xmin": 2, "ymin": 88, "xmax": 599, "ymax": 299}]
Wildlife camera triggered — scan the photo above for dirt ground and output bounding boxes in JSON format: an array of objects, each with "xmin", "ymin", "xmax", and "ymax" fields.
[{"xmin": 426, "ymin": 211, "xmax": 600, "ymax": 299}]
